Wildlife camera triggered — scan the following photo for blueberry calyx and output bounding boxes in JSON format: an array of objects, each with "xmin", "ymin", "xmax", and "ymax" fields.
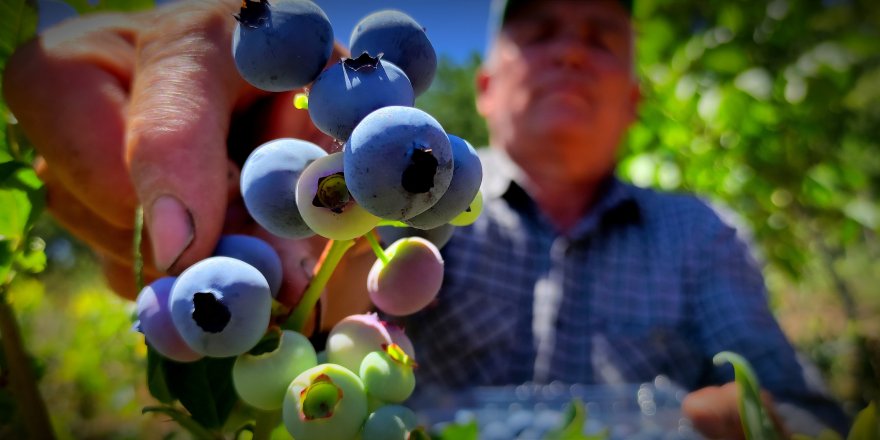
[
  {"xmin": 192, "ymin": 292, "xmax": 231, "ymax": 333},
  {"xmin": 234, "ymin": 0, "xmax": 270, "ymax": 29},
  {"xmin": 344, "ymin": 52, "xmax": 382, "ymax": 72},
  {"xmin": 401, "ymin": 147, "xmax": 438, "ymax": 193},
  {"xmin": 313, "ymin": 173, "xmax": 351, "ymax": 214},
  {"xmin": 299, "ymin": 374, "xmax": 343, "ymax": 420}
]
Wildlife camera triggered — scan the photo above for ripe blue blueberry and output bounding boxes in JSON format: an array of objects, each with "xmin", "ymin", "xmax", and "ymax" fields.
[
  {"xmin": 232, "ymin": 0, "xmax": 333, "ymax": 91},
  {"xmin": 135, "ymin": 277, "xmax": 203, "ymax": 363},
  {"xmin": 170, "ymin": 257, "xmax": 271, "ymax": 358},
  {"xmin": 240, "ymin": 138, "xmax": 327, "ymax": 239},
  {"xmin": 349, "ymin": 10, "xmax": 437, "ymax": 96},
  {"xmin": 405, "ymin": 134, "xmax": 483, "ymax": 229},
  {"xmin": 343, "ymin": 106, "xmax": 453, "ymax": 220},
  {"xmin": 308, "ymin": 53, "xmax": 414, "ymax": 141},
  {"xmin": 212, "ymin": 234, "xmax": 283, "ymax": 298}
]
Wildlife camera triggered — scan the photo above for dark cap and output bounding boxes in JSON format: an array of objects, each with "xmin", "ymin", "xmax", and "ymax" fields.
[{"xmin": 486, "ymin": 0, "xmax": 634, "ymax": 54}]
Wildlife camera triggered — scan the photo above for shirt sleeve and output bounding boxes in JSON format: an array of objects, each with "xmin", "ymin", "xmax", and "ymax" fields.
[{"xmin": 690, "ymin": 204, "xmax": 850, "ymax": 435}]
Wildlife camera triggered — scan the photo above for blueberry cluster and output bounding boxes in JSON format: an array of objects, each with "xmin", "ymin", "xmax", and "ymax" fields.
[{"xmin": 136, "ymin": 1, "xmax": 485, "ymax": 438}]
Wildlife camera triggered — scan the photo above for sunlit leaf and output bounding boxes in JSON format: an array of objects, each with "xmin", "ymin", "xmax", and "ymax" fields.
[
  {"xmin": 438, "ymin": 420, "xmax": 479, "ymax": 440},
  {"xmin": 714, "ymin": 352, "xmax": 780, "ymax": 440},
  {"xmin": 847, "ymin": 401, "xmax": 879, "ymax": 440},
  {"xmin": 544, "ymin": 398, "xmax": 609, "ymax": 440}
]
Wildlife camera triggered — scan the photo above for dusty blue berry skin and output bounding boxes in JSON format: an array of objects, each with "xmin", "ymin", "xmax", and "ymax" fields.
[
  {"xmin": 213, "ymin": 235, "xmax": 282, "ymax": 298},
  {"xmin": 343, "ymin": 106, "xmax": 453, "ymax": 220},
  {"xmin": 405, "ymin": 135, "xmax": 483, "ymax": 230},
  {"xmin": 349, "ymin": 9, "xmax": 436, "ymax": 96},
  {"xmin": 308, "ymin": 55, "xmax": 414, "ymax": 141},
  {"xmin": 241, "ymin": 138, "xmax": 327, "ymax": 239},
  {"xmin": 169, "ymin": 257, "xmax": 271, "ymax": 358},
  {"xmin": 232, "ymin": 0, "xmax": 333, "ymax": 91},
  {"xmin": 136, "ymin": 277, "xmax": 203, "ymax": 363}
]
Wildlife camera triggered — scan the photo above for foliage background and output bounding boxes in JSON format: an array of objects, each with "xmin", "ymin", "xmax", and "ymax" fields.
[{"xmin": 0, "ymin": 0, "xmax": 878, "ymax": 437}]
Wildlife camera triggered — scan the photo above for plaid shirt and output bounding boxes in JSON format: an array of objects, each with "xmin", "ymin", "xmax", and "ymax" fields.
[{"xmin": 396, "ymin": 148, "xmax": 848, "ymax": 433}]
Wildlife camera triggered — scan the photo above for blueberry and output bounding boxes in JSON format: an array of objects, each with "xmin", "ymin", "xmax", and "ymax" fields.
[
  {"xmin": 232, "ymin": 0, "xmax": 333, "ymax": 91},
  {"xmin": 170, "ymin": 257, "xmax": 271, "ymax": 358},
  {"xmin": 212, "ymin": 234, "xmax": 282, "ymax": 298},
  {"xmin": 349, "ymin": 10, "xmax": 437, "ymax": 96},
  {"xmin": 308, "ymin": 53, "xmax": 414, "ymax": 141},
  {"xmin": 405, "ymin": 135, "xmax": 482, "ymax": 229},
  {"xmin": 135, "ymin": 277, "xmax": 203, "ymax": 363},
  {"xmin": 283, "ymin": 363, "xmax": 369, "ymax": 440},
  {"xmin": 344, "ymin": 106, "xmax": 453, "ymax": 220},
  {"xmin": 295, "ymin": 152, "xmax": 380, "ymax": 240},
  {"xmin": 240, "ymin": 138, "xmax": 327, "ymax": 239},
  {"xmin": 377, "ymin": 223, "xmax": 456, "ymax": 250}
]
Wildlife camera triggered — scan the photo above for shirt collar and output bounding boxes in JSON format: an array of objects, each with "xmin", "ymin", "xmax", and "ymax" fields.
[{"xmin": 478, "ymin": 147, "xmax": 641, "ymax": 239}]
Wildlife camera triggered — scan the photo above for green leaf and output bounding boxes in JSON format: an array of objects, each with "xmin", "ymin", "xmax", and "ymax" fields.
[
  {"xmin": 13, "ymin": 237, "xmax": 45, "ymax": 274},
  {"xmin": 143, "ymin": 406, "xmax": 219, "ymax": 439},
  {"xmin": 0, "ymin": 165, "xmax": 45, "ymax": 231},
  {"xmin": 714, "ymin": 352, "xmax": 780, "ymax": 440},
  {"xmin": 437, "ymin": 420, "xmax": 479, "ymax": 440},
  {"xmin": 162, "ymin": 356, "xmax": 239, "ymax": 429},
  {"xmin": 847, "ymin": 401, "xmax": 879, "ymax": 440},
  {"xmin": 61, "ymin": 0, "xmax": 154, "ymax": 14},
  {"xmin": 0, "ymin": 0, "xmax": 37, "ymax": 63},
  {"xmin": 543, "ymin": 398, "xmax": 608, "ymax": 440},
  {"xmin": 146, "ymin": 345, "xmax": 175, "ymax": 405},
  {"xmin": 0, "ymin": 189, "xmax": 30, "ymax": 242}
]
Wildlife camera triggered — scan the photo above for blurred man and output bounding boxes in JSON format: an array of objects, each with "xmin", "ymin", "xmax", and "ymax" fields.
[{"xmin": 399, "ymin": 0, "xmax": 849, "ymax": 436}]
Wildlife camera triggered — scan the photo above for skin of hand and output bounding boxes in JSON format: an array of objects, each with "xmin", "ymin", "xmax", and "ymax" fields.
[
  {"xmin": 682, "ymin": 382, "xmax": 791, "ymax": 439},
  {"xmin": 3, "ymin": 0, "xmax": 374, "ymax": 325}
]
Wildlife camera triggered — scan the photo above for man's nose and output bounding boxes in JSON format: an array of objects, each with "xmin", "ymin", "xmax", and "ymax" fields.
[{"xmin": 549, "ymin": 35, "xmax": 591, "ymax": 70}]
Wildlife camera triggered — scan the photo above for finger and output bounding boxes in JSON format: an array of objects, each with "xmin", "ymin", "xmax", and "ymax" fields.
[
  {"xmin": 3, "ymin": 13, "xmax": 143, "ymax": 228},
  {"xmin": 682, "ymin": 383, "xmax": 746, "ymax": 440},
  {"xmin": 125, "ymin": 1, "xmax": 249, "ymax": 274},
  {"xmin": 37, "ymin": 159, "xmax": 157, "ymax": 269},
  {"xmin": 100, "ymin": 256, "xmax": 164, "ymax": 301}
]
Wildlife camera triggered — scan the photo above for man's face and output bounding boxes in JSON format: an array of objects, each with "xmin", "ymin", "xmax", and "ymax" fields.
[{"xmin": 477, "ymin": 0, "xmax": 640, "ymax": 183}]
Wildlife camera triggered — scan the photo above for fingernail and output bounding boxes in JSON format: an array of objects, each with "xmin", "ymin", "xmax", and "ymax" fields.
[{"xmin": 149, "ymin": 195, "xmax": 193, "ymax": 272}]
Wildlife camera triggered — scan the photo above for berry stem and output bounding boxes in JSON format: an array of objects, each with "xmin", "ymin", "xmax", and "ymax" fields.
[
  {"xmin": 284, "ymin": 239, "xmax": 356, "ymax": 333},
  {"xmin": 365, "ymin": 230, "xmax": 390, "ymax": 265},
  {"xmin": 0, "ymin": 286, "xmax": 56, "ymax": 439}
]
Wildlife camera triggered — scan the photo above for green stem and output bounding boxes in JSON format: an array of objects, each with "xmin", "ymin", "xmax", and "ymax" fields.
[
  {"xmin": 284, "ymin": 239, "xmax": 355, "ymax": 333},
  {"xmin": 133, "ymin": 205, "xmax": 145, "ymax": 293},
  {"xmin": 252, "ymin": 409, "xmax": 281, "ymax": 440},
  {"xmin": 377, "ymin": 219, "xmax": 409, "ymax": 228},
  {"xmin": 0, "ymin": 285, "xmax": 55, "ymax": 439},
  {"xmin": 365, "ymin": 231, "xmax": 389, "ymax": 265}
]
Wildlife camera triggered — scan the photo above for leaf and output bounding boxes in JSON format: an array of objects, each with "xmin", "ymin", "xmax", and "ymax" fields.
[
  {"xmin": 0, "ymin": 0, "xmax": 37, "ymax": 63},
  {"xmin": 143, "ymin": 406, "xmax": 218, "ymax": 439},
  {"xmin": 437, "ymin": 420, "xmax": 479, "ymax": 440},
  {"xmin": 0, "ymin": 165, "xmax": 45, "ymax": 231},
  {"xmin": 847, "ymin": 401, "xmax": 879, "ymax": 440},
  {"xmin": 61, "ymin": 0, "xmax": 154, "ymax": 14},
  {"xmin": 162, "ymin": 356, "xmax": 239, "ymax": 429},
  {"xmin": 146, "ymin": 345, "xmax": 175, "ymax": 405},
  {"xmin": 714, "ymin": 352, "xmax": 780, "ymax": 440},
  {"xmin": 13, "ymin": 237, "xmax": 45, "ymax": 274},
  {"xmin": 543, "ymin": 398, "xmax": 608, "ymax": 440}
]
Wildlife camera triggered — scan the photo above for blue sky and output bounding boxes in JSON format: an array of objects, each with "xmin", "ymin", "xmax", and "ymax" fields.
[{"xmin": 38, "ymin": 0, "xmax": 492, "ymax": 63}]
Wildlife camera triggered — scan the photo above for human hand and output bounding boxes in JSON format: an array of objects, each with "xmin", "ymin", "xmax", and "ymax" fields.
[
  {"xmin": 683, "ymin": 382, "xmax": 791, "ymax": 440},
  {"xmin": 2, "ymin": 0, "xmax": 345, "ymax": 309}
]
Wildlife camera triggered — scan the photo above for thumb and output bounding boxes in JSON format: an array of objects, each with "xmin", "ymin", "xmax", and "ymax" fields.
[{"xmin": 126, "ymin": 2, "xmax": 246, "ymax": 273}]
